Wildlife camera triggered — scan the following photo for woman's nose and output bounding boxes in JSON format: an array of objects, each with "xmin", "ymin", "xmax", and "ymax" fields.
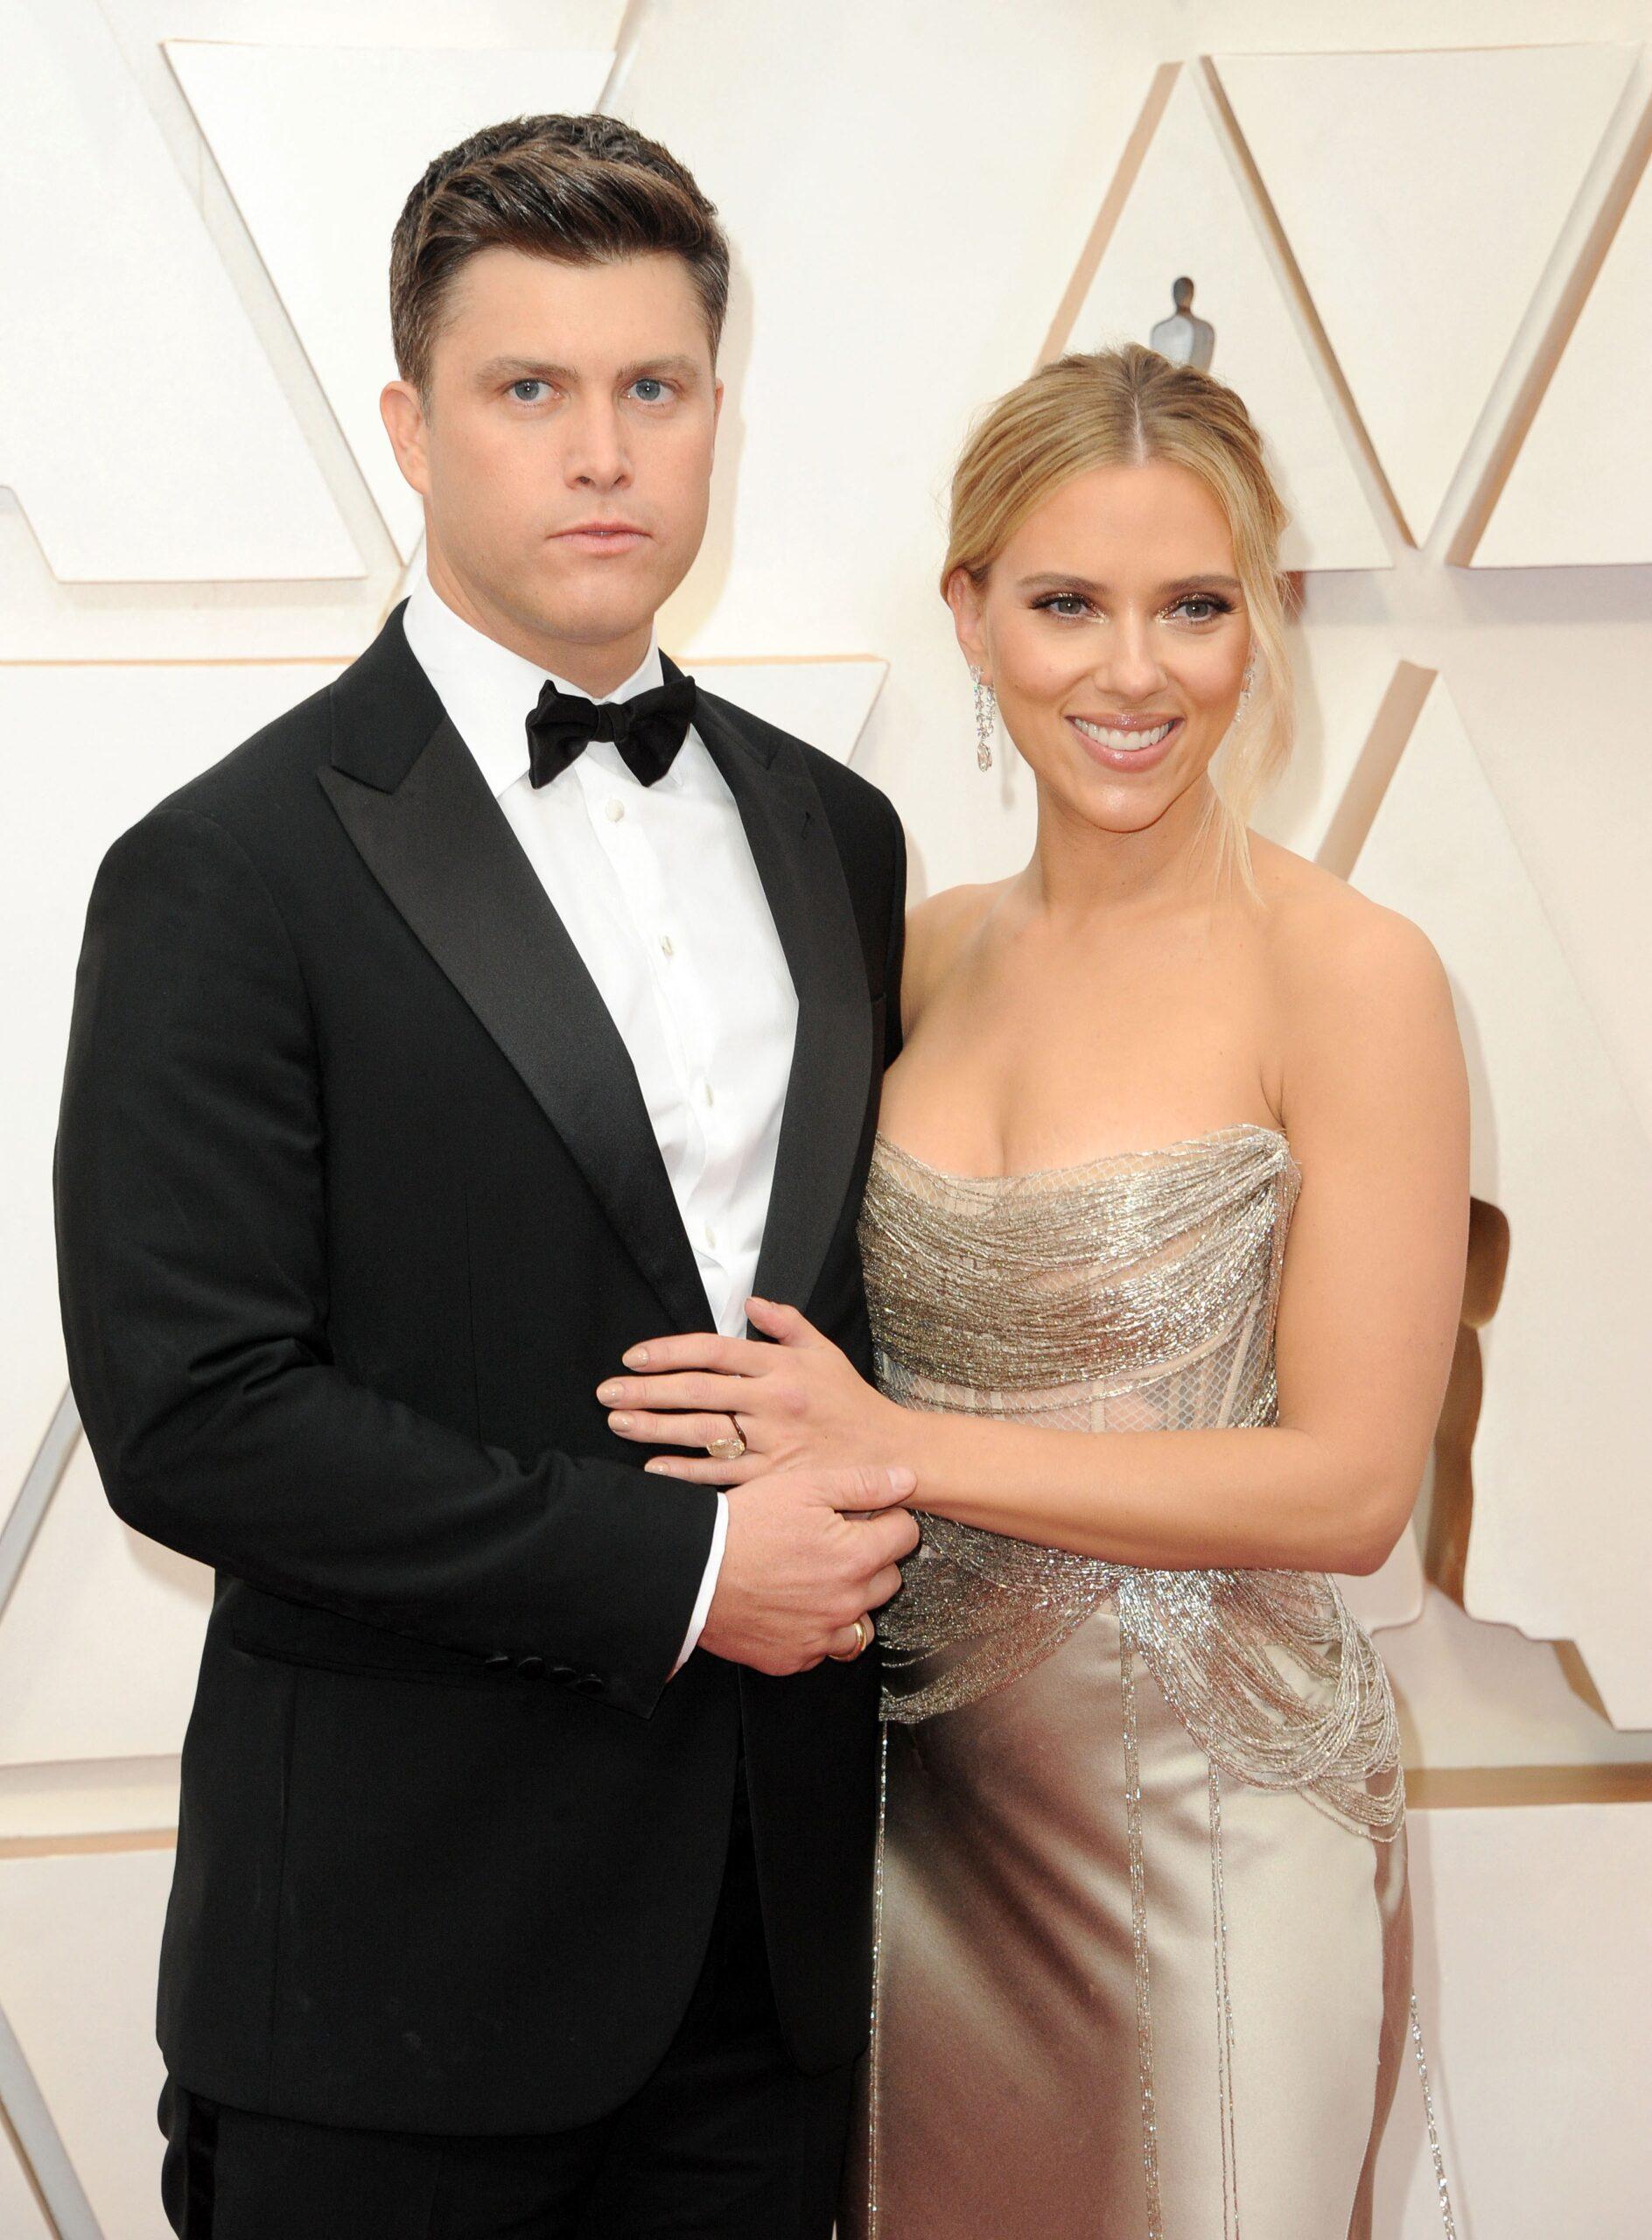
[{"xmin": 1096, "ymin": 624, "xmax": 1166, "ymax": 700}]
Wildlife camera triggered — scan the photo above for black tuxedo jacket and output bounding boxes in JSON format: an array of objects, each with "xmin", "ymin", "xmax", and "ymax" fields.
[{"xmin": 54, "ymin": 602, "xmax": 906, "ymax": 2135}]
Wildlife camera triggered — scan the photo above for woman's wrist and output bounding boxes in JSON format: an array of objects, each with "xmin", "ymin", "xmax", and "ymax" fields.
[{"xmin": 877, "ymin": 1392, "xmax": 938, "ymax": 1492}]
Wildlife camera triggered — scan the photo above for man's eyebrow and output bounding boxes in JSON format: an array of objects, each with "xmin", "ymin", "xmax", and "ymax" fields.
[
  {"xmin": 1016, "ymin": 571, "xmax": 1243, "ymax": 596},
  {"xmin": 472, "ymin": 354, "xmax": 705, "ymax": 385},
  {"xmin": 474, "ymin": 356, "xmax": 578, "ymax": 384},
  {"xmin": 620, "ymin": 355, "xmax": 704, "ymax": 382}
]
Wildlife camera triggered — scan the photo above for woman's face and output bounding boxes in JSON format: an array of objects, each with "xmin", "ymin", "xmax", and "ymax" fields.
[{"xmin": 951, "ymin": 458, "xmax": 1252, "ymax": 839}]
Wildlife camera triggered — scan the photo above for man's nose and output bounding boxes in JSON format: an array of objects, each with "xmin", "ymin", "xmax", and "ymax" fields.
[{"xmin": 564, "ymin": 400, "xmax": 631, "ymax": 490}]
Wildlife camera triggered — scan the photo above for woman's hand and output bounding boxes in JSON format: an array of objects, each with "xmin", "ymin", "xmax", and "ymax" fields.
[{"xmin": 597, "ymin": 1296, "xmax": 903, "ymax": 1486}]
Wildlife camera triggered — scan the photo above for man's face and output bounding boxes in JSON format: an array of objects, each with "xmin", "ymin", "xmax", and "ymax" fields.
[{"xmin": 382, "ymin": 248, "xmax": 722, "ymax": 688}]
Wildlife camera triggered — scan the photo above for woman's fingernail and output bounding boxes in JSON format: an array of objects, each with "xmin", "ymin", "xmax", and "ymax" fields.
[
  {"xmin": 623, "ymin": 1346, "xmax": 649, "ymax": 1367},
  {"xmin": 645, "ymin": 1460, "xmax": 671, "ymax": 1474},
  {"xmin": 598, "ymin": 1381, "xmax": 624, "ymax": 1403},
  {"xmin": 609, "ymin": 1412, "xmax": 633, "ymax": 1432}
]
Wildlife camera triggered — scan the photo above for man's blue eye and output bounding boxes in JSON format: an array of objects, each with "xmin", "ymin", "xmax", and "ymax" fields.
[
  {"xmin": 511, "ymin": 380, "xmax": 546, "ymax": 402},
  {"xmin": 632, "ymin": 378, "xmax": 668, "ymax": 402}
]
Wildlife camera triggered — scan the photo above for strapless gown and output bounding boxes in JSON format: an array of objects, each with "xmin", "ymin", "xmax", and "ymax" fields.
[{"xmin": 841, "ymin": 1125, "xmax": 1452, "ymax": 2240}]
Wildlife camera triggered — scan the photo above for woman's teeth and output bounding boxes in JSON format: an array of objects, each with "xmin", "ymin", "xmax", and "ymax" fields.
[{"xmin": 1071, "ymin": 717, "xmax": 1176, "ymax": 752}]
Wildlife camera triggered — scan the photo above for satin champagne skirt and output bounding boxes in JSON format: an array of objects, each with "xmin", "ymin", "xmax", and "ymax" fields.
[
  {"xmin": 843, "ymin": 1610, "xmax": 1411, "ymax": 2238},
  {"xmin": 841, "ymin": 1127, "xmax": 1452, "ymax": 2240}
]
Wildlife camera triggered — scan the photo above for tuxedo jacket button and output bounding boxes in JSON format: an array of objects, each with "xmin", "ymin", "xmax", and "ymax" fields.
[
  {"xmin": 483, "ymin": 1652, "xmax": 513, "ymax": 1670},
  {"xmin": 548, "ymin": 1662, "xmax": 578, "ymax": 1683},
  {"xmin": 571, "ymin": 1672, "xmax": 606, "ymax": 1694},
  {"xmin": 516, "ymin": 1655, "xmax": 545, "ymax": 1678}
]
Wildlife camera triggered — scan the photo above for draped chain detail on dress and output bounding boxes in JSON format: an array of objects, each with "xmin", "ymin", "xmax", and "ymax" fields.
[
  {"xmin": 860, "ymin": 1124, "xmax": 1402, "ymax": 1838},
  {"xmin": 856, "ymin": 1123, "xmax": 1455, "ymax": 2239}
]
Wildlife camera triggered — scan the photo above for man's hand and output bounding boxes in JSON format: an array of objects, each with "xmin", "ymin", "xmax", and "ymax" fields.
[{"xmin": 696, "ymin": 1464, "xmax": 920, "ymax": 1676}]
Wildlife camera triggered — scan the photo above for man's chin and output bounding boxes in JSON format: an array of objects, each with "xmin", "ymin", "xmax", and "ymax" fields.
[
  {"xmin": 507, "ymin": 593, "xmax": 660, "ymax": 654},
  {"xmin": 522, "ymin": 567, "xmax": 676, "ymax": 637}
]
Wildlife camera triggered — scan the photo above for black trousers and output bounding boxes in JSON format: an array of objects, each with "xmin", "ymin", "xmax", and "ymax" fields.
[{"xmin": 158, "ymin": 1771, "xmax": 856, "ymax": 2238}]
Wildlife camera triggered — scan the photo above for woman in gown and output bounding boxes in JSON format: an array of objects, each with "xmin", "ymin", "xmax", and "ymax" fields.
[{"xmin": 600, "ymin": 342, "xmax": 1469, "ymax": 2237}]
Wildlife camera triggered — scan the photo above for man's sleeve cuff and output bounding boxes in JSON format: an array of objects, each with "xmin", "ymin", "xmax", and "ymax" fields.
[{"xmin": 670, "ymin": 1490, "xmax": 729, "ymax": 1674}]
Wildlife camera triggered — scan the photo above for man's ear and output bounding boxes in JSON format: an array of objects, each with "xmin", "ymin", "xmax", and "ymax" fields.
[
  {"xmin": 944, "ymin": 566, "xmax": 989, "ymax": 679},
  {"xmin": 709, "ymin": 374, "xmax": 725, "ymax": 458},
  {"xmin": 380, "ymin": 379, "xmax": 431, "ymax": 497}
]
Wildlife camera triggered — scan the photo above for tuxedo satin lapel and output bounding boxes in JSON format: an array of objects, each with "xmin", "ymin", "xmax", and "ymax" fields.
[
  {"xmin": 319, "ymin": 716, "xmax": 713, "ymax": 1334},
  {"xmin": 694, "ymin": 693, "xmax": 874, "ymax": 1320}
]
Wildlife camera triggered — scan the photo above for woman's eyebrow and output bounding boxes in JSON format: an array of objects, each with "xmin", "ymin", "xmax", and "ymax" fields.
[{"xmin": 1017, "ymin": 571, "xmax": 1243, "ymax": 595}]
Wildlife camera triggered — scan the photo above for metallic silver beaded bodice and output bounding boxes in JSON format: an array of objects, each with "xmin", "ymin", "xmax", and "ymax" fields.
[{"xmin": 858, "ymin": 1124, "xmax": 1402, "ymax": 1836}]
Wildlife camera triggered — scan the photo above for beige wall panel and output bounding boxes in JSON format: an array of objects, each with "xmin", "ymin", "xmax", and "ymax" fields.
[
  {"xmin": 1438, "ymin": 618, "xmax": 1652, "ymax": 1147},
  {"xmin": 0, "ymin": 529, "xmax": 388, "ymax": 665},
  {"xmin": 0, "ymin": 664, "xmax": 341, "ymax": 1514},
  {"xmin": 1351, "ymin": 678, "xmax": 1652, "ymax": 1726},
  {"xmin": 1216, "ymin": 45, "xmax": 1637, "ymax": 545},
  {"xmin": 168, "ymin": 40, "xmax": 615, "ymax": 560},
  {"xmin": 0, "ymin": 2128, "xmax": 54, "ymax": 2240},
  {"xmin": 637, "ymin": 9, "xmax": 1163, "ymax": 657},
  {"xmin": 1477, "ymin": 131, "xmax": 1652, "ymax": 565},
  {"xmin": 690, "ymin": 658, "xmax": 886, "ymax": 766},
  {"xmin": 1053, "ymin": 67, "xmax": 1393, "ymax": 572},
  {"xmin": 0, "ymin": 0, "xmax": 631, "ymax": 658},
  {"xmin": 0, "ymin": 1433, "xmax": 209, "ymax": 1769},
  {"xmin": 0, "ymin": 1848, "xmax": 175, "ymax": 2240},
  {"xmin": 626, "ymin": 4, "xmax": 1176, "ymax": 893},
  {"xmin": 114, "ymin": 0, "xmax": 626, "ymax": 50},
  {"xmin": 0, "ymin": 1376, "xmax": 66, "ymax": 1613},
  {"xmin": 0, "ymin": 0, "xmax": 360, "ymax": 584},
  {"xmin": 1253, "ymin": 633, "xmax": 1414, "ymax": 862},
  {"xmin": 1385, "ymin": 1585, "xmax": 1652, "ymax": 1773},
  {"xmin": 0, "ymin": 1758, "xmax": 182, "ymax": 1847},
  {"xmin": 1373, "ymin": 1800, "xmax": 1652, "ymax": 2234}
]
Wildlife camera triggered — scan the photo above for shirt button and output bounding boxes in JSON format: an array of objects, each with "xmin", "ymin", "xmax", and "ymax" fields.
[
  {"xmin": 702, "ymin": 1082, "xmax": 715, "ymax": 1108},
  {"xmin": 704, "ymin": 1224, "xmax": 718, "ymax": 1249},
  {"xmin": 605, "ymin": 798, "xmax": 625, "ymax": 822},
  {"xmin": 659, "ymin": 934, "xmax": 675, "ymax": 958}
]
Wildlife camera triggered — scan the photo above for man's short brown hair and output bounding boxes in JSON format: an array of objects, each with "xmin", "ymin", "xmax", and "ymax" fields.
[{"xmin": 389, "ymin": 114, "xmax": 731, "ymax": 397}]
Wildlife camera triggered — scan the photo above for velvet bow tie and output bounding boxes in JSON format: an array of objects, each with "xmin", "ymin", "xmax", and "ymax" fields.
[{"xmin": 525, "ymin": 657, "xmax": 697, "ymax": 790}]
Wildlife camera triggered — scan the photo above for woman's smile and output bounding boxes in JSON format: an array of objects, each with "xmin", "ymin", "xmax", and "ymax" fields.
[{"xmin": 1067, "ymin": 712, "xmax": 1183, "ymax": 773}]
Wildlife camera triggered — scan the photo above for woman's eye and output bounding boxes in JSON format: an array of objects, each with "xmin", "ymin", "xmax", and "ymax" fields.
[
  {"xmin": 1040, "ymin": 593, "xmax": 1091, "ymax": 620},
  {"xmin": 1172, "ymin": 594, "xmax": 1230, "ymax": 623}
]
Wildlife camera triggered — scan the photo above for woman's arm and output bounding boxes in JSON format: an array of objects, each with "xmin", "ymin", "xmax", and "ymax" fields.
[
  {"xmin": 900, "ymin": 905, "xmax": 1468, "ymax": 1572},
  {"xmin": 604, "ymin": 900, "xmax": 1469, "ymax": 1578}
]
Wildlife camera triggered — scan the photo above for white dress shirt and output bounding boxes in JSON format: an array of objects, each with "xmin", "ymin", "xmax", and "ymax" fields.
[{"xmin": 402, "ymin": 572, "xmax": 799, "ymax": 1668}]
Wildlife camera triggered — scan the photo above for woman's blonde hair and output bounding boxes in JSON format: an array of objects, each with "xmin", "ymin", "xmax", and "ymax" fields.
[{"xmin": 942, "ymin": 342, "xmax": 1294, "ymax": 891}]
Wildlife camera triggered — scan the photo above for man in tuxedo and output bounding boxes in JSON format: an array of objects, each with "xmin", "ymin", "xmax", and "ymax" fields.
[{"xmin": 54, "ymin": 113, "xmax": 914, "ymax": 2237}]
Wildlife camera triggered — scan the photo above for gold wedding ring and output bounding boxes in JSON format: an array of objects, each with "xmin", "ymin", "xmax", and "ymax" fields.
[
  {"xmin": 705, "ymin": 1423, "xmax": 746, "ymax": 1460},
  {"xmin": 829, "ymin": 1614, "xmax": 872, "ymax": 1663}
]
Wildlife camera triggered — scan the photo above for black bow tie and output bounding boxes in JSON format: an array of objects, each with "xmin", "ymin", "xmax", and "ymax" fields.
[{"xmin": 526, "ymin": 655, "xmax": 697, "ymax": 790}]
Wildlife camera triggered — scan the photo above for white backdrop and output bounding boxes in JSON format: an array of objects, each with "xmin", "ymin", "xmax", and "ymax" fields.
[{"xmin": 4, "ymin": 2, "xmax": 1651, "ymax": 2233}]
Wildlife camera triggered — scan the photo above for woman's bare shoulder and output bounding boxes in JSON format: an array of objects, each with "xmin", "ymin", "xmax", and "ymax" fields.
[
  {"xmin": 902, "ymin": 880, "xmax": 1008, "ymax": 1022},
  {"xmin": 1251, "ymin": 835, "xmax": 1446, "ymax": 1002},
  {"xmin": 1248, "ymin": 835, "xmax": 1459, "ymax": 1110}
]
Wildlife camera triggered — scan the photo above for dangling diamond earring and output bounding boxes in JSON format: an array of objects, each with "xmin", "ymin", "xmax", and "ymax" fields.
[
  {"xmin": 970, "ymin": 666, "xmax": 996, "ymax": 770},
  {"xmin": 1236, "ymin": 654, "xmax": 1256, "ymax": 716}
]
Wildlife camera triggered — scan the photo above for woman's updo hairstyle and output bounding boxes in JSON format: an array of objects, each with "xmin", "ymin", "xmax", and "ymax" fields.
[{"xmin": 942, "ymin": 342, "xmax": 1294, "ymax": 891}]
